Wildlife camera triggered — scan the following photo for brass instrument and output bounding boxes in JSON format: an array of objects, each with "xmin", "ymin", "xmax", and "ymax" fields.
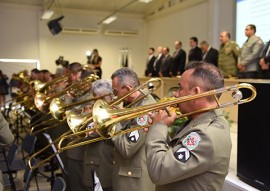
[
  {"xmin": 49, "ymin": 95, "xmax": 109, "ymax": 121},
  {"xmin": 33, "ymin": 74, "xmax": 68, "ymax": 94},
  {"xmin": 57, "ymin": 83, "xmax": 256, "ymax": 151},
  {"xmin": 66, "ymin": 78, "xmax": 162, "ymax": 134},
  {"xmin": 34, "ymin": 74, "xmax": 99, "ymax": 113},
  {"xmin": 28, "ymin": 78, "xmax": 162, "ymax": 170}
]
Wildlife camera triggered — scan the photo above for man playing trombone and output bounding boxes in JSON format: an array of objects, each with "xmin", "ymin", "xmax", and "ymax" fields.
[
  {"xmin": 110, "ymin": 67, "xmax": 156, "ymax": 191},
  {"xmin": 145, "ymin": 62, "xmax": 232, "ymax": 191}
]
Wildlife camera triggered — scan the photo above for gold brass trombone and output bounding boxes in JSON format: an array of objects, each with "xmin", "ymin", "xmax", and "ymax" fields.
[
  {"xmin": 49, "ymin": 95, "xmax": 109, "ymax": 121},
  {"xmin": 33, "ymin": 74, "xmax": 69, "ymax": 94},
  {"xmin": 34, "ymin": 74, "xmax": 99, "ymax": 113},
  {"xmin": 57, "ymin": 83, "xmax": 256, "ymax": 151},
  {"xmin": 66, "ymin": 78, "xmax": 162, "ymax": 134},
  {"xmin": 28, "ymin": 78, "xmax": 162, "ymax": 170}
]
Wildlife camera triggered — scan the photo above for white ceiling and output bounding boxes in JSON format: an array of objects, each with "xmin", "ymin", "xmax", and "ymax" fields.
[{"xmin": 0, "ymin": 0, "xmax": 167, "ymax": 16}]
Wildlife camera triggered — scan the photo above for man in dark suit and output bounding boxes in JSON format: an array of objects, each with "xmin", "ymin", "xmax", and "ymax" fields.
[
  {"xmin": 145, "ymin": 47, "xmax": 156, "ymax": 77},
  {"xmin": 152, "ymin": 46, "xmax": 163, "ymax": 77},
  {"xmin": 200, "ymin": 40, "xmax": 219, "ymax": 66},
  {"xmin": 188, "ymin": 36, "xmax": 202, "ymax": 62},
  {"xmin": 259, "ymin": 40, "xmax": 270, "ymax": 79},
  {"xmin": 159, "ymin": 47, "xmax": 172, "ymax": 77},
  {"xmin": 171, "ymin": 41, "xmax": 186, "ymax": 76}
]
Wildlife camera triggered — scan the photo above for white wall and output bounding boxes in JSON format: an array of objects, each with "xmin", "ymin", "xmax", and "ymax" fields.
[
  {"xmin": 0, "ymin": 0, "xmax": 235, "ymax": 79},
  {"xmin": 145, "ymin": 0, "xmax": 235, "ymax": 53}
]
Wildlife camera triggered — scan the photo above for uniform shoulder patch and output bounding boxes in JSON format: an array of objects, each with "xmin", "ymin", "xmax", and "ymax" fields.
[
  {"xmin": 128, "ymin": 130, "xmax": 140, "ymax": 142},
  {"xmin": 174, "ymin": 147, "xmax": 190, "ymax": 163},
  {"xmin": 182, "ymin": 132, "xmax": 201, "ymax": 151}
]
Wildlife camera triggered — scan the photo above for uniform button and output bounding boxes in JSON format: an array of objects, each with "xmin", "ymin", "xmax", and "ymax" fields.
[
  {"xmin": 128, "ymin": 171, "xmax": 132, "ymax": 176},
  {"xmin": 113, "ymin": 161, "xmax": 115, "ymax": 164},
  {"xmin": 113, "ymin": 147, "xmax": 116, "ymax": 151},
  {"xmin": 90, "ymin": 161, "xmax": 94, "ymax": 164}
]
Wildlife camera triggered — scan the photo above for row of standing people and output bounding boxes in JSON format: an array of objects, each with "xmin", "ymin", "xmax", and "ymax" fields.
[
  {"xmin": 145, "ymin": 24, "xmax": 270, "ymax": 79},
  {"xmin": 144, "ymin": 38, "xmax": 220, "ymax": 78}
]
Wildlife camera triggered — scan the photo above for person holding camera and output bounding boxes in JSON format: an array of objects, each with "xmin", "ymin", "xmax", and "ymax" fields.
[{"xmin": 87, "ymin": 49, "xmax": 103, "ymax": 79}]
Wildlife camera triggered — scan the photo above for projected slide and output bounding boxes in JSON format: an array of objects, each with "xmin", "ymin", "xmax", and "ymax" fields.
[{"xmin": 236, "ymin": 0, "xmax": 270, "ymax": 46}]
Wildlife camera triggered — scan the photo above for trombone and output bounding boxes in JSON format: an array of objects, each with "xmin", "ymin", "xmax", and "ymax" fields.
[
  {"xmin": 28, "ymin": 78, "xmax": 162, "ymax": 170},
  {"xmin": 34, "ymin": 74, "xmax": 99, "ymax": 113},
  {"xmin": 49, "ymin": 94, "xmax": 109, "ymax": 122},
  {"xmin": 57, "ymin": 83, "xmax": 256, "ymax": 151},
  {"xmin": 66, "ymin": 78, "xmax": 162, "ymax": 134},
  {"xmin": 32, "ymin": 74, "xmax": 69, "ymax": 94}
]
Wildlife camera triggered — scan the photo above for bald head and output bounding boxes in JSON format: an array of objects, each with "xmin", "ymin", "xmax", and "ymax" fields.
[{"xmin": 220, "ymin": 31, "xmax": 230, "ymax": 44}]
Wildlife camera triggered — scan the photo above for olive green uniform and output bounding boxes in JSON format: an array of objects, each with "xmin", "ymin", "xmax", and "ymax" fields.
[
  {"xmin": 65, "ymin": 92, "xmax": 93, "ymax": 191},
  {"xmin": 218, "ymin": 41, "xmax": 240, "ymax": 77},
  {"xmin": 111, "ymin": 94, "xmax": 156, "ymax": 191},
  {"xmin": 146, "ymin": 109, "xmax": 232, "ymax": 191},
  {"xmin": 83, "ymin": 135, "xmax": 114, "ymax": 191}
]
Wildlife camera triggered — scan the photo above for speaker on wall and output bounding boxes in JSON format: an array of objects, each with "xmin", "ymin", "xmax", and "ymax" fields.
[
  {"xmin": 237, "ymin": 82, "xmax": 270, "ymax": 191},
  {"xmin": 47, "ymin": 16, "xmax": 64, "ymax": 35}
]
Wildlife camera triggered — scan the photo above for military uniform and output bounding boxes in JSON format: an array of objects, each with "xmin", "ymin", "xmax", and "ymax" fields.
[
  {"xmin": 240, "ymin": 35, "xmax": 264, "ymax": 77},
  {"xmin": 218, "ymin": 41, "xmax": 240, "ymax": 77},
  {"xmin": 146, "ymin": 109, "xmax": 232, "ymax": 191},
  {"xmin": 83, "ymin": 135, "xmax": 114, "ymax": 191},
  {"xmin": 0, "ymin": 113, "xmax": 14, "ymax": 188},
  {"xmin": 111, "ymin": 94, "xmax": 156, "ymax": 191},
  {"xmin": 65, "ymin": 92, "xmax": 92, "ymax": 191}
]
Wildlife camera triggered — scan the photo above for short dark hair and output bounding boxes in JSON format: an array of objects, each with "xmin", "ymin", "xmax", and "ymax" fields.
[
  {"xmin": 149, "ymin": 47, "xmax": 155, "ymax": 52},
  {"xmin": 41, "ymin": 69, "xmax": 49, "ymax": 73},
  {"xmin": 247, "ymin": 24, "xmax": 256, "ymax": 33},
  {"xmin": 69, "ymin": 62, "xmax": 82, "ymax": 73},
  {"xmin": 31, "ymin": 68, "xmax": 40, "ymax": 73},
  {"xmin": 185, "ymin": 61, "xmax": 224, "ymax": 101},
  {"xmin": 190, "ymin": 37, "xmax": 198, "ymax": 44},
  {"xmin": 111, "ymin": 67, "xmax": 140, "ymax": 88}
]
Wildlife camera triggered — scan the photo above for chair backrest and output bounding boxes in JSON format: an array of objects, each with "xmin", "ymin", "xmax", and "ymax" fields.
[
  {"xmin": 43, "ymin": 133, "xmax": 67, "ymax": 175},
  {"xmin": 23, "ymin": 158, "xmax": 38, "ymax": 191},
  {"xmin": 52, "ymin": 177, "xmax": 66, "ymax": 191},
  {"xmin": 7, "ymin": 144, "xmax": 19, "ymax": 168},
  {"xmin": 22, "ymin": 134, "xmax": 37, "ymax": 156}
]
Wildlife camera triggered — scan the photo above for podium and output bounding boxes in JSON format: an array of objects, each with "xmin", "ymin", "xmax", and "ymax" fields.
[{"xmin": 237, "ymin": 81, "xmax": 270, "ymax": 191}]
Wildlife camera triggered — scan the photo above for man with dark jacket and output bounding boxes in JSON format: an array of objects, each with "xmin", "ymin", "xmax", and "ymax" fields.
[
  {"xmin": 188, "ymin": 37, "xmax": 202, "ymax": 62},
  {"xmin": 200, "ymin": 41, "xmax": 219, "ymax": 66},
  {"xmin": 171, "ymin": 41, "xmax": 186, "ymax": 76}
]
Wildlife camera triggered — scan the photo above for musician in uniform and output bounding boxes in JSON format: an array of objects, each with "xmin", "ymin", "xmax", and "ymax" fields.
[
  {"xmin": 83, "ymin": 79, "xmax": 114, "ymax": 191},
  {"xmin": 64, "ymin": 62, "xmax": 92, "ymax": 191},
  {"xmin": 145, "ymin": 62, "xmax": 232, "ymax": 191},
  {"xmin": 110, "ymin": 67, "xmax": 155, "ymax": 191}
]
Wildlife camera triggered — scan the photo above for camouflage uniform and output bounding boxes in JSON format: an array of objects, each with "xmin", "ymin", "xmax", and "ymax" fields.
[{"xmin": 218, "ymin": 41, "xmax": 240, "ymax": 77}]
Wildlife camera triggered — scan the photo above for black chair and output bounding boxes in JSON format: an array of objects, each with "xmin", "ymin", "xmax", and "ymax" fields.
[
  {"xmin": 52, "ymin": 176, "xmax": 66, "ymax": 191},
  {"xmin": 23, "ymin": 157, "xmax": 39, "ymax": 191},
  {"xmin": 42, "ymin": 133, "xmax": 67, "ymax": 187},
  {"xmin": 21, "ymin": 134, "xmax": 37, "ymax": 161},
  {"xmin": 0, "ymin": 143, "xmax": 25, "ymax": 190}
]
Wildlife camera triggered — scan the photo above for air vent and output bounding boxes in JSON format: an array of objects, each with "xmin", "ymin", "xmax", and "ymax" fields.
[
  {"xmin": 62, "ymin": 27, "xmax": 98, "ymax": 35},
  {"xmin": 104, "ymin": 30, "xmax": 138, "ymax": 37}
]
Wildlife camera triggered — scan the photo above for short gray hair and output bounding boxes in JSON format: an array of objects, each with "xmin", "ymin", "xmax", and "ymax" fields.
[
  {"xmin": 111, "ymin": 67, "xmax": 140, "ymax": 88},
  {"xmin": 92, "ymin": 79, "xmax": 113, "ymax": 96}
]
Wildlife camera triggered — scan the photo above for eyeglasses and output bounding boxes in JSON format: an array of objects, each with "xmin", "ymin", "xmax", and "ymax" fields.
[{"xmin": 112, "ymin": 85, "xmax": 130, "ymax": 95}]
